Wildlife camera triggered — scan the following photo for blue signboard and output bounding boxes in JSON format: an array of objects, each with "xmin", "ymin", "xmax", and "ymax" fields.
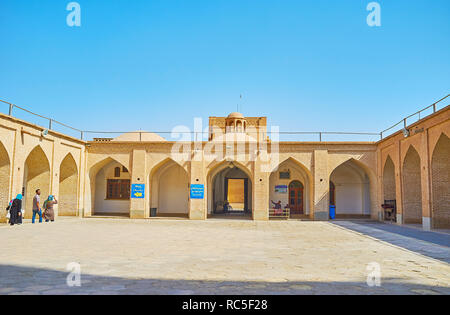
[
  {"xmin": 190, "ymin": 184, "xmax": 205, "ymax": 199},
  {"xmin": 131, "ymin": 184, "xmax": 145, "ymax": 199},
  {"xmin": 275, "ymin": 185, "xmax": 288, "ymax": 193}
]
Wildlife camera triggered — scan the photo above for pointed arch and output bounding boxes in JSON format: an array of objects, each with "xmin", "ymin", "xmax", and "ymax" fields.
[
  {"xmin": 207, "ymin": 159, "xmax": 253, "ymax": 181},
  {"xmin": 0, "ymin": 141, "xmax": 11, "ymax": 223},
  {"xmin": 329, "ymin": 158, "xmax": 373, "ymax": 217},
  {"xmin": 59, "ymin": 153, "xmax": 79, "ymax": 216},
  {"xmin": 402, "ymin": 145, "xmax": 422, "ymax": 224},
  {"xmin": 207, "ymin": 160, "xmax": 253, "ymax": 217},
  {"xmin": 383, "ymin": 155, "xmax": 396, "ymax": 202},
  {"xmin": 269, "ymin": 157, "xmax": 313, "ymax": 217},
  {"xmin": 89, "ymin": 156, "xmax": 131, "ymax": 216},
  {"xmin": 149, "ymin": 157, "xmax": 189, "ymax": 217},
  {"xmin": 431, "ymin": 133, "xmax": 450, "ymax": 228},
  {"xmin": 23, "ymin": 145, "xmax": 51, "ymax": 219}
]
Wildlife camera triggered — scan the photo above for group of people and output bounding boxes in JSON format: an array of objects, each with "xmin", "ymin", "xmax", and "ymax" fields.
[{"xmin": 6, "ymin": 189, "xmax": 58, "ymax": 226}]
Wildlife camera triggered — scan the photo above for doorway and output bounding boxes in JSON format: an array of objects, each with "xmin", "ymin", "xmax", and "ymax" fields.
[
  {"xmin": 225, "ymin": 178, "xmax": 248, "ymax": 212},
  {"xmin": 289, "ymin": 181, "xmax": 304, "ymax": 214}
]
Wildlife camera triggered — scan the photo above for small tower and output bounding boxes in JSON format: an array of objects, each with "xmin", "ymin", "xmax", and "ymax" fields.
[{"xmin": 225, "ymin": 112, "xmax": 247, "ymax": 133}]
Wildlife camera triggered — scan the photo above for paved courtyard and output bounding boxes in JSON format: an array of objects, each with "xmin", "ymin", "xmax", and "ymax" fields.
[{"xmin": 0, "ymin": 218, "xmax": 449, "ymax": 295}]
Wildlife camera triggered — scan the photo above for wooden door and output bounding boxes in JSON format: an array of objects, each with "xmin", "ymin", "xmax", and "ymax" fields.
[{"xmin": 289, "ymin": 181, "xmax": 304, "ymax": 214}]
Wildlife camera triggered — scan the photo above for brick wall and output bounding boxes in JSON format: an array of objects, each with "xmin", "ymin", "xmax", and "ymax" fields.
[
  {"xmin": 0, "ymin": 144, "xmax": 10, "ymax": 223},
  {"xmin": 431, "ymin": 134, "xmax": 450, "ymax": 229},
  {"xmin": 59, "ymin": 154, "xmax": 78, "ymax": 216},
  {"xmin": 383, "ymin": 157, "xmax": 396, "ymax": 201},
  {"xmin": 24, "ymin": 147, "xmax": 51, "ymax": 218},
  {"xmin": 402, "ymin": 147, "xmax": 422, "ymax": 224}
]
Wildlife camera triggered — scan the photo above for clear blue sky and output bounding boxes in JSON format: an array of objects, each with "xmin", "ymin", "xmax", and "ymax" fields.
[{"xmin": 0, "ymin": 0, "xmax": 449, "ymax": 140}]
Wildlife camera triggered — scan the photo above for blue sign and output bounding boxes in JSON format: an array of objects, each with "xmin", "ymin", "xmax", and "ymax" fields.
[
  {"xmin": 131, "ymin": 184, "xmax": 145, "ymax": 199},
  {"xmin": 190, "ymin": 184, "xmax": 204, "ymax": 199},
  {"xmin": 275, "ymin": 185, "xmax": 288, "ymax": 193}
]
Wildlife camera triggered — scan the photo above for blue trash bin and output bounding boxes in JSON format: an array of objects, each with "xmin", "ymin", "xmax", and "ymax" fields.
[{"xmin": 329, "ymin": 205, "xmax": 336, "ymax": 220}]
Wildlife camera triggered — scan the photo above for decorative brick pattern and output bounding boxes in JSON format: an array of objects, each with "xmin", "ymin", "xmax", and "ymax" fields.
[
  {"xmin": 0, "ymin": 143, "xmax": 10, "ymax": 223},
  {"xmin": 402, "ymin": 146, "xmax": 422, "ymax": 224},
  {"xmin": 431, "ymin": 134, "xmax": 450, "ymax": 229},
  {"xmin": 24, "ymin": 146, "xmax": 51, "ymax": 219},
  {"xmin": 383, "ymin": 156, "xmax": 396, "ymax": 201},
  {"xmin": 59, "ymin": 154, "xmax": 78, "ymax": 216}
]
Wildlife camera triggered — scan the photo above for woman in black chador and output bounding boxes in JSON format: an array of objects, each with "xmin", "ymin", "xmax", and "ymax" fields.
[{"xmin": 9, "ymin": 194, "xmax": 23, "ymax": 226}]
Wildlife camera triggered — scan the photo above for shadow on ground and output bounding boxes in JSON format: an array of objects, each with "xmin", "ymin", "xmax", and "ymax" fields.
[
  {"xmin": 0, "ymin": 264, "xmax": 448, "ymax": 295},
  {"xmin": 331, "ymin": 221, "xmax": 450, "ymax": 263}
]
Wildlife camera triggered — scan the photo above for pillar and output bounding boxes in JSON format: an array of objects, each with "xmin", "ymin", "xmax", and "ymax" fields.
[
  {"xmin": 395, "ymin": 142, "xmax": 404, "ymax": 225},
  {"xmin": 313, "ymin": 149, "xmax": 329, "ymax": 221},
  {"xmin": 189, "ymin": 149, "xmax": 207, "ymax": 220},
  {"xmin": 420, "ymin": 131, "xmax": 432, "ymax": 230},
  {"xmin": 253, "ymin": 152, "xmax": 269, "ymax": 221},
  {"xmin": 130, "ymin": 149, "xmax": 147, "ymax": 218}
]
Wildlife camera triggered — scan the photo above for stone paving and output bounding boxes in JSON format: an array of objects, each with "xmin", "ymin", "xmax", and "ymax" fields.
[{"xmin": 0, "ymin": 218, "xmax": 449, "ymax": 295}]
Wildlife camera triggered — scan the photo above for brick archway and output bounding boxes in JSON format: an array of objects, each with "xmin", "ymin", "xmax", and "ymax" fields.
[
  {"xmin": 59, "ymin": 153, "xmax": 79, "ymax": 216},
  {"xmin": 431, "ymin": 133, "xmax": 450, "ymax": 229},
  {"xmin": 402, "ymin": 146, "xmax": 422, "ymax": 224},
  {"xmin": 0, "ymin": 141, "xmax": 10, "ymax": 223}
]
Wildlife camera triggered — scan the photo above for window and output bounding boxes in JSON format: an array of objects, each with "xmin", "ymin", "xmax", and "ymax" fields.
[
  {"xmin": 106, "ymin": 179, "xmax": 130, "ymax": 200},
  {"xmin": 122, "ymin": 166, "xmax": 128, "ymax": 173},
  {"xmin": 114, "ymin": 167, "xmax": 121, "ymax": 177}
]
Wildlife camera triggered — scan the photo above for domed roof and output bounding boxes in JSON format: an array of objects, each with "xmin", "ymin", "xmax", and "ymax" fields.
[
  {"xmin": 112, "ymin": 131, "xmax": 166, "ymax": 142},
  {"xmin": 227, "ymin": 112, "xmax": 244, "ymax": 119}
]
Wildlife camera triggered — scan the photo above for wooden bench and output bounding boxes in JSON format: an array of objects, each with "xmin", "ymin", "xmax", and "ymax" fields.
[{"xmin": 269, "ymin": 208, "xmax": 290, "ymax": 219}]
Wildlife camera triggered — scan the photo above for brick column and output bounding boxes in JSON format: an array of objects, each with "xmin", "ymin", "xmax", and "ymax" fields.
[
  {"xmin": 189, "ymin": 150, "xmax": 207, "ymax": 220},
  {"xmin": 376, "ymin": 149, "xmax": 384, "ymax": 221},
  {"xmin": 395, "ymin": 142, "xmax": 404, "ymax": 225},
  {"xmin": 420, "ymin": 131, "xmax": 432, "ymax": 230},
  {"xmin": 313, "ymin": 149, "xmax": 329, "ymax": 221},
  {"xmin": 50, "ymin": 140, "xmax": 59, "ymax": 219},
  {"xmin": 253, "ymin": 154, "xmax": 269, "ymax": 221},
  {"xmin": 130, "ymin": 149, "xmax": 147, "ymax": 219}
]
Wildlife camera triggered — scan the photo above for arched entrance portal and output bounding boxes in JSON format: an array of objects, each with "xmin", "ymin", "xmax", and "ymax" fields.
[
  {"xmin": 91, "ymin": 159, "xmax": 131, "ymax": 216},
  {"xmin": 149, "ymin": 159, "xmax": 189, "ymax": 217},
  {"xmin": 382, "ymin": 156, "xmax": 397, "ymax": 221},
  {"xmin": 329, "ymin": 159, "xmax": 371, "ymax": 217},
  {"xmin": 289, "ymin": 181, "xmax": 304, "ymax": 214},
  {"xmin": 209, "ymin": 162, "xmax": 252, "ymax": 217},
  {"xmin": 402, "ymin": 146, "xmax": 422, "ymax": 224},
  {"xmin": 59, "ymin": 154, "xmax": 79, "ymax": 216},
  {"xmin": 0, "ymin": 142, "xmax": 10, "ymax": 223},
  {"xmin": 269, "ymin": 158, "xmax": 312, "ymax": 218},
  {"xmin": 24, "ymin": 146, "xmax": 51, "ymax": 219},
  {"xmin": 431, "ymin": 134, "xmax": 450, "ymax": 229}
]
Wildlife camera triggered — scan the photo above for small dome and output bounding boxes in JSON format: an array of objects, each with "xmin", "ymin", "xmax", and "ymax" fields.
[{"xmin": 227, "ymin": 112, "xmax": 244, "ymax": 119}]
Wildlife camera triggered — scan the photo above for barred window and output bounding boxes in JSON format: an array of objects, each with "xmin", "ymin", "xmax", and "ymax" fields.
[{"xmin": 106, "ymin": 179, "xmax": 130, "ymax": 200}]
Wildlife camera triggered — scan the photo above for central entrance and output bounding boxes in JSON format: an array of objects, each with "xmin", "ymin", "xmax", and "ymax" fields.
[{"xmin": 210, "ymin": 163, "xmax": 252, "ymax": 217}]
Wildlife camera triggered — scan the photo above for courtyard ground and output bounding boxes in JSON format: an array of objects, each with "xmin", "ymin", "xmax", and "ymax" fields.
[{"xmin": 0, "ymin": 217, "xmax": 449, "ymax": 295}]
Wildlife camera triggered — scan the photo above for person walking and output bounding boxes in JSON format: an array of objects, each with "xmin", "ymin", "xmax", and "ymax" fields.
[
  {"xmin": 43, "ymin": 195, "xmax": 57, "ymax": 222},
  {"xmin": 32, "ymin": 189, "xmax": 43, "ymax": 224},
  {"xmin": 9, "ymin": 194, "xmax": 23, "ymax": 226}
]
